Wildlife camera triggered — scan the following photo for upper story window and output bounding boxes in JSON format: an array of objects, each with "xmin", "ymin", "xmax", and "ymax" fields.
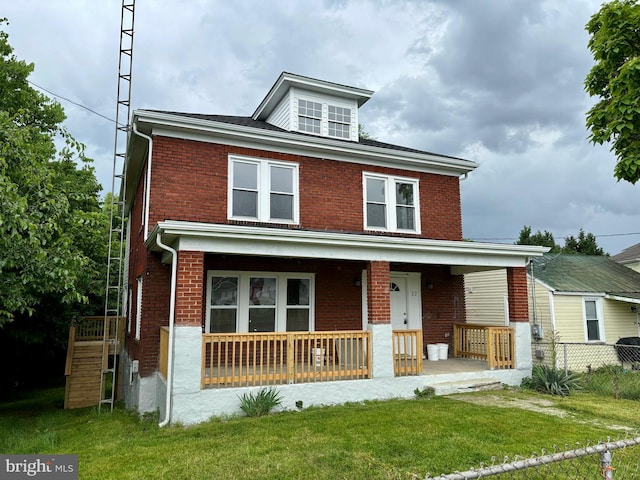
[
  {"xmin": 328, "ymin": 105, "xmax": 351, "ymax": 139},
  {"xmin": 297, "ymin": 98, "xmax": 352, "ymax": 139},
  {"xmin": 298, "ymin": 99, "xmax": 321, "ymax": 134},
  {"xmin": 229, "ymin": 155, "xmax": 299, "ymax": 224},
  {"xmin": 363, "ymin": 173, "xmax": 420, "ymax": 233}
]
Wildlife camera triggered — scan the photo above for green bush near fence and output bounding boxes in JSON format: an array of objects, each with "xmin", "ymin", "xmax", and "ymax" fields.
[{"xmin": 580, "ymin": 364, "xmax": 640, "ymax": 400}]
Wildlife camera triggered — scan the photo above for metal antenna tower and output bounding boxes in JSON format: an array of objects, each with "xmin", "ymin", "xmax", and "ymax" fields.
[{"xmin": 100, "ymin": 0, "xmax": 136, "ymax": 412}]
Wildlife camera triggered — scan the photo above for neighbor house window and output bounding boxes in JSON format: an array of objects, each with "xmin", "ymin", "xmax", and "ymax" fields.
[
  {"xmin": 584, "ymin": 298, "xmax": 603, "ymax": 342},
  {"xmin": 229, "ymin": 156, "xmax": 299, "ymax": 223},
  {"xmin": 363, "ymin": 173, "xmax": 420, "ymax": 233},
  {"xmin": 206, "ymin": 271, "xmax": 314, "ymax": 333}
]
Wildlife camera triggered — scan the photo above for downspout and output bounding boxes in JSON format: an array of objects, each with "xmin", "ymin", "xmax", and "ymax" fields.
[
  {"xmin": 156, "ymin": 231, "xmax": 177, "ymax": 428},
  {"xmin": 131, "ymin": 123, "xmax": 153, "ymax": 241}
]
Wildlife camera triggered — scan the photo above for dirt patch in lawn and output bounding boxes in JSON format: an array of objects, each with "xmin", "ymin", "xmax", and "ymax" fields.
[{"xmin": 449, "ymin": 394, "xmax": 571, "ymax": 418}]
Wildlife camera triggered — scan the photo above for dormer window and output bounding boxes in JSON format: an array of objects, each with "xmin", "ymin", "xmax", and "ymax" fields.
[
  {"xmin": 296, "ymin": 98, "xmax": 353, "ymax": 139},
  {"xmin": 328, "ymin": 105, "xmax": 351, "ymax": 139},
  {"xmin": 298, "ymin": 99, "xmax": 322, "ymax": 134}
]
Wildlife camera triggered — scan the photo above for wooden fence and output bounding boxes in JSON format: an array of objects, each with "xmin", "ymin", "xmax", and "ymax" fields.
[
  {"xmin": 453, "ymin": 323, "xmax": 514, "ymax": 369},
  {"xmin": 201, "ymin": 331, "xmax": 371, "ymax": 388},
  {"xmin": 392, "ymin": 329, "xmax": 423, "ymax": 376}
]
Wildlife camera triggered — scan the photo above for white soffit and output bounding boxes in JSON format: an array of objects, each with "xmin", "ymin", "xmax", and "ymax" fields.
[{"xmin": 147, "ymin": 221, "xmax": 547, "ymax": 268}]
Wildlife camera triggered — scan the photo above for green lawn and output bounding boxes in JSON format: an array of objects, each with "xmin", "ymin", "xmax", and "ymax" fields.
[{"xmin": 1, "ymin": 387, "xmax": 638, "ymax": 479}]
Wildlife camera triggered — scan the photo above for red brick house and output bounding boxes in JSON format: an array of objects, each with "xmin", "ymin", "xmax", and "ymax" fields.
[{"xmin": 122, "ymin": 72, "xmax": 545, "ymax": 424}]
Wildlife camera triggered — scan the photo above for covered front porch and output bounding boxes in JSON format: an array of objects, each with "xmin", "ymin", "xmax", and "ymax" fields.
[
  {"xmin": 142, "ymin": 221, "xmax": 545, "ymax": 424},
  {"xmin": 159, "ymin": 324, "xmax": 515, "ymax": 389}
]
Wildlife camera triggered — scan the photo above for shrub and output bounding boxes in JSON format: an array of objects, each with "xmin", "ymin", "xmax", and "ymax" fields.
[
  {"xmin": 524, "ymin": 365, "xmax": 581, "ymax": 396},
  {"xmin": 238, "ymin": 387, "xmax": 282, "ymax": 417},
  {"xmin": 414, "ymin": 386, "xmax": 435, "ymax": 399}
]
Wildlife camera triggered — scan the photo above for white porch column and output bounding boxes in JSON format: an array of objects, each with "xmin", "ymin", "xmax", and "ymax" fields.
[
  {"xmin": 368, "ymin": 323, "xmax": 395, "ymax": 378},
  {"xmin": 171, "ymin": 326, "xmax": 202, "ymax": 396},
  {"xmin": 511, "ymin": 321, "xmax": 533, "ymax": 372}
]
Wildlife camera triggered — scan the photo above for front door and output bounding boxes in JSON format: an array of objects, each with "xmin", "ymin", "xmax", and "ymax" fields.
[{"xmin": 390, "ymin": 276, "xmax": 408, "ymax": 331}]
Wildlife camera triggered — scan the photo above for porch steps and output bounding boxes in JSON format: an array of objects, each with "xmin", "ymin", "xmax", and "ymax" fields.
[
  {"xmin": 431, "ymin": 377, "xmax": 503, "ymax": 396},
  {"xmin": 64, "ymin": 341, "xmax": 103, "ymax": 409}
]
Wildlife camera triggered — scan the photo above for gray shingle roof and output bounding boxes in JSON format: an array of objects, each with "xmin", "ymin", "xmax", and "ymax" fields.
[
  {"xmin": 531, "ymin": 254, "xmax": 640, "ymax": 300},
  {"xmin": 144, "ymin": 110, "xmax": 468, "ymax": 161},
  {"xmin": 612, "ymin": 242, "xmax": 640, "ymax": 263}
]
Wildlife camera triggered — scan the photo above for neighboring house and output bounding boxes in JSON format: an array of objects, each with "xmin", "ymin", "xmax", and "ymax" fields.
[
  {"xmin": 466, "ymin": 254, "xmax": 640, "ymax": 346},
  {"xmin": 528, "ymin": 254, "xmax": 640, "ymax": 344},
  {"xmin": 122, "ymin": 72, "xmax": 546, "ymax": 424},
  {"xmin": 612, "ymin": 242, "xmax": 640, "ymax": 273}
]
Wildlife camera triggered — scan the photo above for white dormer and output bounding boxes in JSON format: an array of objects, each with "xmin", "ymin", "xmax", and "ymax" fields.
[{"xmin": 252, "ymin": 72, "xmax": 373, "ymax": 142}]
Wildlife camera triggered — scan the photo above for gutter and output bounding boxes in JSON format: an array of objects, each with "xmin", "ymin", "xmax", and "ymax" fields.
[
  {"xmin": 156, "ymin": 231, "xmax": 177, "ymax": 428},
  {"xmin": 132, "ymin": 123, "xmax": 153, "ymax": 241}
]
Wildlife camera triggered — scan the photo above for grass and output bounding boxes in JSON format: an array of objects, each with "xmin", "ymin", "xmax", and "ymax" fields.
[{"xmin": 1, "ymin": 387, "xmax": 639, "ymax": 479}]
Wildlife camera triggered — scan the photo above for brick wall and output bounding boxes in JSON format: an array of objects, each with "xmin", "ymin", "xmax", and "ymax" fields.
[
  {"xmin": 148, "ymin": 136, "xmax": 463, "ymax": 240},
  {"xmin": 366, "ymin": 261, "xmax": 391, "ymax": 325},
  {"xmin": 507, "ymin": 266, "xmax": 529, "ymax": 323},
  {"xmin": 205, "ymin": 255, "xmax": 365, "ymax": 330},
  {"xmin": 176, "ymin": 251, "xmax": 205, "ymax": 326}
]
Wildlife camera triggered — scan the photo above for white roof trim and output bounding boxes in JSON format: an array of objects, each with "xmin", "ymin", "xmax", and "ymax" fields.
[
  {"xmin": 146, "ymin": 221, "xmax": 547, "ymax": 268},
  {"xmin": 605, "ymin": 294, "xmax": 640, "ymax": 305},
  {"xmin": 133, "ymin": 110, "xmax": 478, "ymax": 177},
  {"xmin": 253, "ymin": 72, "xmax": 374, "ymax": 120}
]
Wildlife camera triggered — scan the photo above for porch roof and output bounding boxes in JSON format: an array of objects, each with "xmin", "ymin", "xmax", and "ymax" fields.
[{"xmin": 147, "ymin": 221, "xmax": 547, "ymax": 273}]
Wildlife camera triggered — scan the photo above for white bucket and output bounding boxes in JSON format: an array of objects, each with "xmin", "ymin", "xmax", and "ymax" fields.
[
  {"xmin": 426, "ymin": 344, "xmax": 439, "ymax": 361},
  {"xmin": 437, "ymin": 343, "xmax": 449, "ymax": 360}
]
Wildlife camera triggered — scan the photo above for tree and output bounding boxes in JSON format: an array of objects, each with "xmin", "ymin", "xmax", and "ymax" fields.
[
  {"xmin": 515, "ymin": 225, "xmax": 607, "ymax": 255},
  {"xmin": 0, "ymin": 20, "xmax": 106, "ymax": 325},
  {"xmin": 0, "ymin": 21, "xmax": 109, "ymax": 393},
  {"xmin": 562, "ymin": 229, "xmax": 606, "ymax": 256},
  {"xmin": 585, "ymin": 0, "xmax": 640, "ymax": 184},
  {"xmin": 515, "ymin": 225, "xmax": 561, "ymax": 253}
]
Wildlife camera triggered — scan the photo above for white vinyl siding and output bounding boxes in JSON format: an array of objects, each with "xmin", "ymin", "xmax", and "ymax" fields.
[
  {"xmin": 228, "ymin": 155, "xmax": 299, "ymax": 224},
  {"xmin": 464, "ymin": 269, "xmax": 509, "ymax": 326},
  {"xmin": 602, "ymin": 299, "xmax": 640, "ymax": 342},
  {"xmin": 206, "ymin": 271, "xmax": 315, "ymax": 333},
  {"xmin": 265, "ymin": 92, "xmax": 291, "ymax": 130}
]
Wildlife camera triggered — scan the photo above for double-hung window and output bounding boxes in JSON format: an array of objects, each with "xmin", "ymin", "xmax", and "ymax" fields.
[
  {"xmin": 206, "ymin": 271, "xmax": 314, "ymax": 333},
  {"xmin": 584, "ymin": 298, "xmax": 604, "ymax": 342},
  {"xmin": 363, "ymin": 173, "xmax": 420, "ymax": 233},
  {"xmin": 297, "ymin": 99, "xmax": 353, "ymax": 139},
  {"xmin": 229, "ymin": 156, "xmax": 299, "ymax": 224},
  {"xmin": 298, "ymin": 99, "xmax": 322, "ymax": 134},
  {"xmin": 328, "ymin": 105, "xmax": 351, "ymax": 139}
]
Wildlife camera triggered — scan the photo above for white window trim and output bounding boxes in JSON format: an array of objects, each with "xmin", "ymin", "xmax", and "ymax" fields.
[
  {"xmin": 583, "ymin": 297, "xmax": 605, "ymax": 343},
  {"xmin": 135, "ymin": 277, "xmax": 143, "ymax": 341},
  {"xmin": 228, "ymin": 155, "xmax": 300, "ymax": 224},
  {"xmin": 362, "ymin": 172, "xmax": 421, "ymax": 234},
  {"xmin": 205, "ymin": 270, "xmax": 315, "ymax": 333},
  {"xmin": 295, "ymin": 95, "xmax": 354, "ymax": 140}
]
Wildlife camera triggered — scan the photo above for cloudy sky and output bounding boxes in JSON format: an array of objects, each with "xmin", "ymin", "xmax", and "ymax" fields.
[{"xmin": 5, "ymin": 0, "xmax": 640, "ymax": 255}]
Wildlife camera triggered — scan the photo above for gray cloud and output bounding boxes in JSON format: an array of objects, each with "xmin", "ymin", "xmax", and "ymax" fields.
[{"xmin": 4, "ymin": 0, "xmax": 639, "ymax": 254}]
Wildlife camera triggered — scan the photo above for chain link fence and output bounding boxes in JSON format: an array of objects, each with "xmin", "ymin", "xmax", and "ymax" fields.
[
  {"xmin": 421, "ymin": 434, "xmax": 640, "ymax": 479},
  {"xmin": 531, "ymin": 341, "xmax": 640, "ymax": 399}
]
